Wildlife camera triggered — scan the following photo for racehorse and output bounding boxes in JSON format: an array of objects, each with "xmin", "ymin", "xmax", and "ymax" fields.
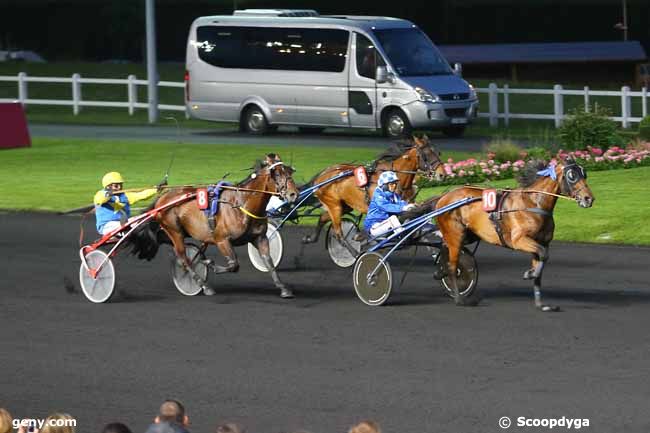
[
  {"xmin": 302, "ymin": 135, "xmax": 446, "ymax": 247},
  {"xmin": 133, "ymin": 154, "xmax": 299, "ymax": 298},
  {"xmin": 434, "ymin": 157, "xmax": 594, "ymax": 311}
]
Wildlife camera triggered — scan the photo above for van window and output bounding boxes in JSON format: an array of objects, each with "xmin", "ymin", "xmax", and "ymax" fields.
[
  {"xmin": 197, "ymin": 26, "xmax": 349, "ymax": 72},
  {"xmin": 356, "ymin": 34, "xmax": 377, "ymax": 79},
  {"xmin": 373, "ymin": 28, "xmax": 452, "ymax": 77}
]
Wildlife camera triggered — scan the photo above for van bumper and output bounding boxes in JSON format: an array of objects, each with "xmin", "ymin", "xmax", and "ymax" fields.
[{"xmin": 403, "ymin": 99, "xmax": 479, "ymax": 129}]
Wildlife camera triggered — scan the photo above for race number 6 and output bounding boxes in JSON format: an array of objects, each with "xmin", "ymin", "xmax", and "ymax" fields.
[
  {"xmin": 482, "ymin": 189, "xmax": 497, "ymax": 211},
  {"xmin": 197, "ymin": 188, "xmax": 208, "ymax": 209}
]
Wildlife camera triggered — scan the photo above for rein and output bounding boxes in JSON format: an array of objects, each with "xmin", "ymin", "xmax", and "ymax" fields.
[{"xmin": 463, "ymin": 185, "xmax": 575, "ymax": 202}]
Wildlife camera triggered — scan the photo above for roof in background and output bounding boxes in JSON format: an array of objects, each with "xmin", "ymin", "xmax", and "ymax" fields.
[{"xmin": 438, "ymin": 41, "xmax": 647, "ymax": 64}]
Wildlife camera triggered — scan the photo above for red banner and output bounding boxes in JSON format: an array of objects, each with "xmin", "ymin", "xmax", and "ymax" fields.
[{"xmin": 0, "ymin": 103, "xmax": 31, "ymax": 149}]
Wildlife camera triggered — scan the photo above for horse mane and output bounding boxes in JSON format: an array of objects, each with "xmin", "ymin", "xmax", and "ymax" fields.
[
  {"xmin": 236, "ymin": 159, "xmax": 265, "ymax": 187},
  {"xmin": 517, "ymin": 159, "xmax": 549, "ymax": 187},
  {"xmin": 374, "ymin": 139, "xmax": 414, "ymax": 162}
]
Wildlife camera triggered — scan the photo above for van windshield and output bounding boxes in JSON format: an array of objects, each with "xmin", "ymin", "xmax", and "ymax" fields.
[{"xmin": 373, "ymin": 28, "xmax": 452, "ymax": 77}]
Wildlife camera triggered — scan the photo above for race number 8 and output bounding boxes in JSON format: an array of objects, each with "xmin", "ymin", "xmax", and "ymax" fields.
[
  {"xmin": 197, "ymin": 188, "xmax": 208, "ymax": 209},
  {"xmin": 482, "ymin": 189, "xmax": 497, "ymax": 211}
]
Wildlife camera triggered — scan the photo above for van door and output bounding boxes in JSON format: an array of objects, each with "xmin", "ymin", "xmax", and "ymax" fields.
[{"xmin": 348, "ymin": 33, "xmax": 379, "ymax": 129}]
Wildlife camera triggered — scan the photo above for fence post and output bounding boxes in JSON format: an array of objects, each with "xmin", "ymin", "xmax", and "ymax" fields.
[
  {"xmin": 128, "ymin": 75, "xmax": 136, "ymax": 115},
  {"xmin": 488, "ymin": 82, "xmax": 498, "ymax": 127},
  {"xmin": 553, "ymin": 84, "xmax": 563, "ymax": 128},
  {"xmin": 72, "ymin": 73, "xmax": 81, "ymax": 115},
  {"xmin": 621, "ymin": 86, "xmax": 630, "ymax": 128},
  {"xmin": 643, "ymin": 87, "xmax": 648, "ymax": 118},
  {"xmin": 18, "ymin": 72, "xmax": 28, "ymax": 106},
  {"xmin": 503, "ymin": 84, "xmax": 510, "ymax": 127},
  {"xmin": 584, "ymin": 86, "xmax": 589, "ymax": 112}
]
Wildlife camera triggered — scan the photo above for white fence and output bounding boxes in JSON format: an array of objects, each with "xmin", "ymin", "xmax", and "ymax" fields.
[{"xmin": 0, "ymin": 72, "xmax": 648, "ymax": 127}]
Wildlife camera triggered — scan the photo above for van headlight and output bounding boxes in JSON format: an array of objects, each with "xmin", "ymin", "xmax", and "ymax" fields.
[
  {"xmin": 414, "ymin": 87, "xmax": 439, "ymax": 103},
  {"xmin": 469, "ymin": 84, "xmax": 477, "ymax": 99}
]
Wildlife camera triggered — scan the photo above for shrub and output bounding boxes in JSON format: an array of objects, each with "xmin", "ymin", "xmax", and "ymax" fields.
[
  {"xmin": 520, "ymin": 146, "xmax": 552, "ymax": 161},
  {"xmin": 639, "ymin": 115, "xmax": 650, "ymax": 140},
  {"xmin": 483, "ymin": 138, "xmax": 524, "ymax": 162},
  {"xmin": 558, "ymin": 104, "xmax": 624, "ymax": 150}
]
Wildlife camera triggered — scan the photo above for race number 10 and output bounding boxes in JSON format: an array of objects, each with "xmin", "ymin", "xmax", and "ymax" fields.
[
  {"xmin": 197, "ymin": 188, "xmax": 209, "ymax": 209},
  {"xmin": 482, "ymin": 189, "xmax": 497, "ymax": 211}
]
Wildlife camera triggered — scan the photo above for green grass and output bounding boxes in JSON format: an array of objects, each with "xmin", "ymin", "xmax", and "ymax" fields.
[
  {"xmin": 0, "ymin": 137, "xmax": 476, "ymax": 212},
  {"xmin": 419, "ymin": 166, "xmax": 650, "ymax": 246},
  {"xmin": 0, "ymin": 62, "xmax": 643, "ymax": 141}
]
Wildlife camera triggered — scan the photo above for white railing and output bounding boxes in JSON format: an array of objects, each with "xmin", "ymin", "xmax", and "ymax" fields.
[
  {"xmin": 0, "ymin": 72, "xmax": 648, "ymax": 127},
  {"xmin": 0, "ymin": 72, "xmax": 186, "ymax": 116},
  {"xmin": 477, "ymin": 83, "xmax": 648, "ymax": 128}
]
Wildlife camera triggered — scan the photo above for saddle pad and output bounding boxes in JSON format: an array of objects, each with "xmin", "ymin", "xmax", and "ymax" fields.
[{"xmin": 203, "ymin": 181, "xmax": 232, "ymax": 219}]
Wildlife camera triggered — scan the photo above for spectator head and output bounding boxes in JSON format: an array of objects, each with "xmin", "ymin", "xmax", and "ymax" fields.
[
  {"xmin": 348, "ymin": 420, "xmax": 381, "ymax": 433},
  {"xmin": 41, "ymin": 413, "xmax": 75, "ymax": 433},
  {"xmin": 0, "ymin": 408, "xmax": 13, "ymax": 433},
  {"xmin": 101, "ymin": 423, "xmax": 133, "ymax": 433},
  {"xmin": 215, "ymin": 423, "xmax": 244, "ymax": 433},
  {"xmin": 155, "ymin": 400, "xmax": 189, "ymax": 427}
]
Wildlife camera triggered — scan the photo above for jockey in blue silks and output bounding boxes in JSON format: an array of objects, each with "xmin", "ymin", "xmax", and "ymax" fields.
[{"xmin": 363, "ymin": 171, "xmax": 416, "ymax": 236}]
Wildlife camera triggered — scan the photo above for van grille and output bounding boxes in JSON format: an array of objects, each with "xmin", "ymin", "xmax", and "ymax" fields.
[
  {"xmin": 440, "ymin": 93, "xmax": 469, "ymax": 101},
  {"xmin": 445, "ymin": 108, "xmax": 467, "ymax": 117}
]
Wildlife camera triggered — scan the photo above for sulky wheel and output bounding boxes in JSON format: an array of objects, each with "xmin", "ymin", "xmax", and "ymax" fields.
[
  {"xmin": 353, "ymin": 251, "xmax": 393, "ymax": 306},
  {"xmin": 171, "ymin": 243, "xmax": 209, "ymax": 296},
  {"xmin": 79, "ymin": 249, "xmax": 116, "ymax": 303},
  {"xmin": 326, "ymin": 218, "xmax": 362, "ymax": 268},
  {"xmin": 436, "ymin": 246, "xmax": 479, "ymax": 302},
  {"xmin": 247, "ymin": 221, "xmax": 283, "ymax": 272}
]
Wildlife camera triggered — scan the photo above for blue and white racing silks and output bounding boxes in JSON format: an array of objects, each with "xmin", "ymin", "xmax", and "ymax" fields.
[{"xmin": 363, "ymin": 187, "xmax": 408, "ymax": 232}]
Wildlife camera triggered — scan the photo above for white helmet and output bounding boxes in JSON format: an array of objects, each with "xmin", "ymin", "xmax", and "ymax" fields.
[{"xmin": 378, "ymin": 171, "xmax": 399, "ymax": 187}]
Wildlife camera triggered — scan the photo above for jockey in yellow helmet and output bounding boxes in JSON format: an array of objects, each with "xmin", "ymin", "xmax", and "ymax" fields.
[{"xmin": 94, "ymin": 172, "xmax": 162, "ymax": 235}]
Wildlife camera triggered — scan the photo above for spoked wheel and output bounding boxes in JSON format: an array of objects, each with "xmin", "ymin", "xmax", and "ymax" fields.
[
  {"xmin": 326, "ymin": 218, "xmax": 361, "ymax": 268},
  {"xmin": 79, "ymin": 250, "xmax": 116, "ymax": 303},
  {"xmin": 353, "ymin": 252, "xmax": 393, "ymax": 306},
  {"xmin": 247, "ymin": 221, "xmax": 283, "ymax": 272},
  {"xmin": 171, "ymin": 243, "xmax": 208, "ymax": 296},
  {"xmin": 435, "ymin": 246, "xmax": 479, "ymax": 301}
]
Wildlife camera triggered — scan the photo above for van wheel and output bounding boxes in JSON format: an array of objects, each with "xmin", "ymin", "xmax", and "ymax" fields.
[
  {"xmin": 242, "ymin": 106, "xmax": 269, "ymax": 134},
  {"xmin": 442, "ymin": 125, "xmax": 466, "ymax": 138},
  {"xmin": 383, "ymin": 109, "xmax": 412, "ymax": 138},
  {"xmin": 298, "ymin": 127, "xmax": 325, "ymax": 134}
]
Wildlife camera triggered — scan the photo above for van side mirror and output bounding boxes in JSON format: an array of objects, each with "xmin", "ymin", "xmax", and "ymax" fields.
[
  {"xmin": 376, "ymin": 66, "xmax": 395, "ymax": 84},
  {"xmin": 453, "ymin": 62, "xmax": 463, "ymax": 76}
]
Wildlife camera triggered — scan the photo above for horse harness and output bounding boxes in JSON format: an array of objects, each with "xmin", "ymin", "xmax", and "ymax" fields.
[{"xmin": 487, "ymin": 190, "xmax": 553, "ymax": 249}]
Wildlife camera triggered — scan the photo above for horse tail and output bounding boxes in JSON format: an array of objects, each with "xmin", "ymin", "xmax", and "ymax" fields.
[{"xmin": 128, "ymin": 201, "xmax": 171, "ymax": 261}]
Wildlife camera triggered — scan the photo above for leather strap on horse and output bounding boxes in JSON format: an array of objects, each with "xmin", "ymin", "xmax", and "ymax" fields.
[{"xmin": 488, "ymin": 191, "xmax": 511, "ymax": 249}]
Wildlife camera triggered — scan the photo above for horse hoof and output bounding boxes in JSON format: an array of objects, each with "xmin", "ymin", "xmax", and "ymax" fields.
[
  {"xmin": 538, "ymin": 304, "xmax": 560, "ymax": 312},
  {"xmin": 280, "ymin": 288, "xmax": 294, "ymax": 299},
  {"xmin": 203, "ymin": 287, "xmax": 216, "ymax": 296}
]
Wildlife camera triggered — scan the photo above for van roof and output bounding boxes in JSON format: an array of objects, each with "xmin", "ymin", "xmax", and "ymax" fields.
[{"xmin": 192, "ymin": 13, "xmax": 415, "ymax": 32}]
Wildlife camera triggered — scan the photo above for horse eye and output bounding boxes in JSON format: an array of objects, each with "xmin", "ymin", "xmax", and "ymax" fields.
[{"xmin": 567, "ymin": 170, "xmax": 576, "ymax": 182}]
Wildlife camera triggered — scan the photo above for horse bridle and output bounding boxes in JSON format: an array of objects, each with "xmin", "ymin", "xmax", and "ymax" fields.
[
  {"xmin": 414, "ymin": 144, "xmax": 442, "ymax": 178},
  {"xmin": 266, "ymin": 161, "xmax": 294, "ymax": 199},
  {"xmin": 560, "ymin": 162, "xmax": 588, "ymax": 199}
]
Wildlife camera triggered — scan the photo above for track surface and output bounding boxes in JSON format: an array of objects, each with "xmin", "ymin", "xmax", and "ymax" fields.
[
  {"xmin": 2, "ymin": 212, "xmax": 650, "ymax": 433},
  {"xmin": 29, "ymin": 124, "xmax": 508, "ymax": 151}
]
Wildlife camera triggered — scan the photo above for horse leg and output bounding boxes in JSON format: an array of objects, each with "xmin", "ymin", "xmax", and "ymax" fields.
[
  {"xmin": 209, "ymin": 239, "xmax": 239, "ymax": 274},
  {"xmin": 510, "ymin": 236, "xmax": 558, "ymax": 312},
  {"xmin": 165, "ymin": 228, "xmax": 213, "ymax": 296},
  {"xmin": 302, "ymin": 211, "xmax": 330, "ymax": 244},
  {"xmin": 255, "ymin": 235, "xmax": 294, "ymax": 299},
  {"xmin": 438, "ymin": 217, "xmax": 479, "ymax": 306}
]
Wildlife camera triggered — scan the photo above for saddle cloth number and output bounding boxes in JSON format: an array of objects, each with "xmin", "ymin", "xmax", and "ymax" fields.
[
  {"xmin": 354, "ymin": 166, "xmax": 368, "ymax": 187},
  {"xmin": 196, "ymin": 188, "xmax": 209, "ymax": 210},
  {"xmin": 482, "ymin": 189, "xmax": 497, "ymax": 212}
]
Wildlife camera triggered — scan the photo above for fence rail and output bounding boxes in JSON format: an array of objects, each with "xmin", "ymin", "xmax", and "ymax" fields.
[{"xmin": 0, "ymin": 72, "xmax": 648, "ymax": 127}]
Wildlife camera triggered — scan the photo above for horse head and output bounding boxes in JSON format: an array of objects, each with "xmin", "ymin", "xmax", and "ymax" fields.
[
  {"xmin": 262, "ymin": 153, "xmax": 299, "ymax": 204},
  {"xmin": 412, "ymin": 134, "xmax": 446, "ymax": 182},
  {"xmin": 557, "ymin": 156, "xmax": 594, "ymax": 208}
]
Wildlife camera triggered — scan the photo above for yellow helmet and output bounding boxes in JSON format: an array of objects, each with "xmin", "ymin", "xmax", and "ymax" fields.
[{"xmin": 102, "ymin": 171, "xmax": 124, "ymax": 187}]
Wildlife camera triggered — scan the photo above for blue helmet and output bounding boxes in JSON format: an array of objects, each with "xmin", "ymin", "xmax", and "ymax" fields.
[{"xmin": 378, "ymin": 171, "xmax": 399, "ymax": 188}]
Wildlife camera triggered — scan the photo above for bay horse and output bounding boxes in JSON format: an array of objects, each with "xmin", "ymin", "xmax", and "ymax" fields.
[
  {"xmin": 302, "ymin": 135, "xmax": 446, "ymax": 247},
  {"xmin": 434, "ymin": 157, "xmax": 594, "ymax": 311},
  {"xmin": 133, "ymin": 154, "xmax": 299, "ymax": 298}
]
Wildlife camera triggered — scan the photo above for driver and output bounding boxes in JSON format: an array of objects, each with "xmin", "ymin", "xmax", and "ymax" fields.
[
  {"xmin": 94, "ymin": 171, "xmax": 162, "ymax": 235},
  {"xmin": 363, "ymin": 171, "xmax": 415, "ymax": 237}
]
